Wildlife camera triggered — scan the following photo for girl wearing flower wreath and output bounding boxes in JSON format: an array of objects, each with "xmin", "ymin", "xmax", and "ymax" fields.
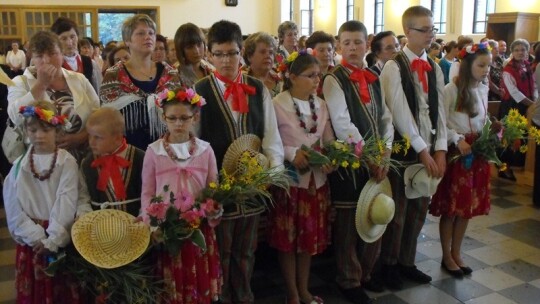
[
  {"xmin": 429, "ymin": 42, "xmax": 493, "ymax": 277},
  {"xmin": 140, "ymin": 88, "xmax": 222, "ymax": 304},
  {"xmin": 269, "ymin": 51, "xmax": 334, "ymax": 304},
  {"xmin": 3, "ymin": 101, "xmax": 80, "ymax": 303}
]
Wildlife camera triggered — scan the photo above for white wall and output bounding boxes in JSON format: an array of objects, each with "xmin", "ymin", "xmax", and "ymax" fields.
[{"xmin": 2, "ymin": 0, "xmax": 281, "ymax": 38}]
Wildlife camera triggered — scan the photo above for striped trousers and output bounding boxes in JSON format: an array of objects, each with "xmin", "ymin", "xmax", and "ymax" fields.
[
  {"xmin": 334, "ymin": 208, "xmax": 382, "ymax": 288},
  {"xmin": 380, "ymin": 169, "xmax": 430, "ymax": 266},
  {"xmin": 215, "ymin": 214, "xmax": 260, "ymax": 304}
]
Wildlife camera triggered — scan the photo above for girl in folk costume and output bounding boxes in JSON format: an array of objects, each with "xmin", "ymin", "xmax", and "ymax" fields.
[
  {"xmin": 141, "ymin": 88, "xmax": 222, "ymax": 304},
  {"xmin": 3, "ymin": 101, "xmax": 80, "ymax": 303},
  {"xmin": 100, "ymin": 14, "xmax": 182, "ymax": 151},
  {"xmin": 269, "ymin": 52, "xmax": 334, "ymax": 304},
  {"xmin": 430, "ymin": 43, "xmax": 494, "ymax": 277}
]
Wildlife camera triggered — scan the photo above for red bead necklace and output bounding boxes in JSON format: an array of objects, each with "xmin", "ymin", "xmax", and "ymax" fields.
[
  {"xmin": 163, "ymin": 132, "xmax": 196, "ymax": 161},
  {"xmin": 291, "ymin": 93, "xmax": 318, "ymax": 133},
  {"xmin": 29, "ymin": 146, "xmax": 58, "ymax": 181}
]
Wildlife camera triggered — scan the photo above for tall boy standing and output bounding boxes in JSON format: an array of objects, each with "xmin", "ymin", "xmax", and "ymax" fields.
[
  {"xmin": 379, "ymin": 5, "xmax": 447, "ymax": 289},
  {"xmin": 322, "ymin": 20, "xmax": 393, "ymax": 304},
  {"xmin": 194, "ymin": 20, "xmax": 284, "ymax": 304}
]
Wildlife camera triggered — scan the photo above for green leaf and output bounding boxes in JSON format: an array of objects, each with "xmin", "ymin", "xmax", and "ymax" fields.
[{"xmin": 190, "ymin": 229, "xmax": 207, "ymax": 252}]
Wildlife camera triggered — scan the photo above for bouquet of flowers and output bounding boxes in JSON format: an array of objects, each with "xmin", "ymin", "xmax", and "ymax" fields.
[
  {"xmin": 201, "ymin": 151, "xmax": 290, "ymax": 208},
  {"xmin": 146, "ymin": 185, "xmax": 223, "ymax": 256},
  {"xmin": 459, "ymin": 109, "xmax": 540, "ymax": 170}
]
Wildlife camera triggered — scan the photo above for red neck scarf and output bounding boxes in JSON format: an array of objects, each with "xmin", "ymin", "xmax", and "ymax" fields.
[
  {"xmin": 62, "ymin": 54, "xmax": 83, "ymax": 73},
  {"xmin": 213, "ymin": 70, "xmax": 256, "ymax": 113},
  {"xmin": 91, "ymin": 139, "xmax": 130, "ymax": 201},
  {"xmin": 410, "ymin": 58, "xmax": 432, "ymax": 93},
  {"xmin": 342, "ymin": 60, "xmax": 378, "ymax": 104}
]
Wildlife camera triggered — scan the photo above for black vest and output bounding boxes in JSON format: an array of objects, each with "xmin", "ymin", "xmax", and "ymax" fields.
[
  {"xmin": 392, "ymin": 52, "xmax": 439, "ymax": 164},
  {"xmin": 81, "ymin": 55, "xmax": 94, "ymax": 84}
]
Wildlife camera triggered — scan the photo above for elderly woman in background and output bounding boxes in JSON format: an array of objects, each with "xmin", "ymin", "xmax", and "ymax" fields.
[
  {"xmin": 487, "ymin": 40, "xmax": 504, "ymax": 101},
  {"xmin": 498, "ymin": 38, "xmax": 538, "ymax": 181},
  {"xmin": 174, "ymin": 22, "xmax": 214, "ymax": 88},
  {"xmin": 107, "ymin": 45, "xmax": 131, "ymax": 68},
  {"xmin": 277, "ymin": 21, "xmax": 298, "ymax": 59},
  {"xmin": 305, "ymin": 31, "xmax": 336, "ymax": 75},
  {"xmin": 152, "ymin": 34, "xmax": 168, "ymax": 63},
  {"xmin": 243, "ymin": 32, "xmax": 282, "ymax": 97},
  {"xmin": 8, "ymin": 31, "xmax": 99, "ymax": 162},
  {"xmin": 100, "ymin": 14, "xmax": 182, "ymax": 150},
  {"xmin": 369, "ymin": 31, "xmax": 399, "ymax": 75}
]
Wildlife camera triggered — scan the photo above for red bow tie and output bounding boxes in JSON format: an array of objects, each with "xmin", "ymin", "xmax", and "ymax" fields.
[
  {"xmin": 91, "ymin": 139, "xmax": 130, "ymax": 201},
  {"xmin": 342, "ymin": 60, "xmax": 378, "ymax": 104},
  {"xmin": 410, "ymin": 58, "xmax": 432, "ymax": 93},
  {"xmin": 214, "ymin": 71, "xmax": 256, "ymax": 113}
]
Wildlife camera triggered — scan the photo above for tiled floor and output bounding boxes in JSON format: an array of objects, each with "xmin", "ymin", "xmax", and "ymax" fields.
[{"xmin": 1, "ymin": 177, "xmax": 539, "ymax": 303}]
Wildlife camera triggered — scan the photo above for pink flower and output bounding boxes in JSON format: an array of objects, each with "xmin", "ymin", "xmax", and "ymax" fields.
[
  {"xmin": 146, "ymin": 202, "xmax": 170, "ymax": 220},
  {"xmin": 185, "ymin": 88, "xmax": 195, "ymax": 99},
  {"xmin": 180, "ymin": 209, "xmax": 204, "ymax": 228},
  {"xmin": 178, "ymin": 192, "xmax": 195, "ymax": 212},
  {"xmin": 157, "ymin": 89, "xmax": 169, "ymax": 100},
  {"xmin": 497, "ymin": 127, "xmax": 504, "ymax": 140},
  {"xmin": 354, "ymin": 141, "xmax": 364, "ymax": 157},
  {"xmin": 346, "ymin": 135, "xmax": 354, "ymax": 144}
]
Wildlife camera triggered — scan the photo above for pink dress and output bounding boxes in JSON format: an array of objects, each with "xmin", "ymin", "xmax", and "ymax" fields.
[
  {"xmin": 141, "ymin": 138, "xmax": 222, "ymax": 303},
  {"xmin": 268, "ymin": 91, "xmax": 334, "ymax": 255}
]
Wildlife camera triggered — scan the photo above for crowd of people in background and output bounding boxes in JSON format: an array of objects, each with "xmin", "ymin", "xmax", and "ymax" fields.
[{"xmin": 1, "ymin": 4, "xmax": 540, "ymax": 304}]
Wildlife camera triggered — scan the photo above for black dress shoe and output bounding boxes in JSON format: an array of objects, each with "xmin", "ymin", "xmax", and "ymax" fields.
[
  {"xmin": 459, "ymin": 266, "xmax": 473, "ymax": 275},
  {"xmin": 441, "ymin": 261, "xmax": 464, "ymax": 278},
  {"xmin": 498, "ymin": 169, "xmax": 516, "ymax": 181},
  {"xmin": 339, "ymin": 286, "xmax": 373, "ymax": 304},
  {"xmin": 381, "ymin": 264, "xmax": 403, "ymax": 290},
  {"xmin": 398, "ymin": 264, "xmax": 432, "ymax": 283},
  {"xmin": 363, "ymin": 277, "xmax": 385, "ymax": 293}
]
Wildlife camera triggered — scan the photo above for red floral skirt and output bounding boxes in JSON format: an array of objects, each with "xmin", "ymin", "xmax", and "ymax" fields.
[
  {"xmin": 155, "ymin": 223, "xmax": 222, "ymax": 304},
  {"xmin": 430, "ymin": 135, "xmax": 491, "ymax": 219},
  {"xmin": 15, "ymin": 221, "xmax": 80, "ymax": 304},
  {"xmin": 267, "ymin": 177, "xmax": 331, "ymax": 255}
]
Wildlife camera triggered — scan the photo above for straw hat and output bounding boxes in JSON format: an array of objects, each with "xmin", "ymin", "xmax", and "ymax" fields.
[
  {"xmin": 222, "ymin": 134, "xmax": 268, "ymax": 175},
  {"xmin": 355, "ymin": 177, "xmax": 395, "ymax": 243},
  {"xmin": 404, "ymin": 164, "xmax": 442, "ymax": 199},
  {"xmin": 71, "ymin": 209, "xmax": 150, "ymax": 269}
]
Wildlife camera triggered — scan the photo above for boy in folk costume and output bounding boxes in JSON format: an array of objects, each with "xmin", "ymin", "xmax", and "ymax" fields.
[
  {"xmin": 322, "ymin": 20, "xmax": 393, "ymax": 304},
  {"xmin": 78, "ymin": 107, "xmax": 145, "ymax": 217},
  {"xmin": 194, "ymin": 20, "xmax": 284, "ymax": 304},
  {"xmin": 378, "ymin": 5, "xmax": 447, "ymax": 289}
]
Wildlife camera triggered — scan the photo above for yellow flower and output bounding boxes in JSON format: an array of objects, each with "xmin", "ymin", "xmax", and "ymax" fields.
[
  {"xmin": 41, "ymin": 109, "xmax": 54, "ymax": 122},
  {"xmin": 352, "ymin": 161, "xmax": 360, "ymax": 169},
  {"xmin": 341, "ymin": 160, "xmax": 349, "ymax": 168},
  {"xmin": 287, "ymin": 51, "xmax": 299, "ymax": 62},
  {"xmin": 209, "ymin": 182, "xmax": 217, "ymax": 189},
  {"xmin": 167, "ymin": 90, "xmax": 175, "ymax": 101},
  {"xmin": 331, "ymin": 159, "xmax": 337, "ymax": 165},
  {"xmin": 403, "ymin": 134, "xmax": 411, "ymax": 155},
  {"xmin": 501, "ymin": 139, "xmax": 508, "ymax": 148},
  {"xmin": 529, "ymin": 126, "xmax": 540, "ymax": 144},
  {"xmin": 392, "ymin": 143, "xmax": 402, "ymax": 154},
  {"xmin": 499, "ymin": 163, "xmax": 507, "ymax": 172},
  {"xmin": 519, "ymin": 145, "xmax": 528, "ymax": 153},
  {"xmin": 191, "ymin": 94, "xmax": 201, "ymax": 104},
  {"xmin": 220, "ymin": 183, "xmax": 231, "ymax": 191}
]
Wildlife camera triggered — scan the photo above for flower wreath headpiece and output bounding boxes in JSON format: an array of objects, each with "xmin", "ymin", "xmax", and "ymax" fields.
[
  {"xmin": 458, "ymin": 42, "xmax": 492, "ymax": 60},
  {"xmin": 19, "ymin": 105, "xmax": 71, "ymax": 128},
  {"xmin": 157, "ymin": 88, "xmax": 206, "ymax": 108},
  {"xmin": 277, "ymin": 48, "xmax": 314, "ymax": 77}
]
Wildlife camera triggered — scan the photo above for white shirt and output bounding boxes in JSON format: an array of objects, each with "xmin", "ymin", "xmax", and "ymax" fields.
[
  {"xmin": 380, "ymin": 46, "xmax": 448, "ymax": 153},
  {"xmin": 448, "ymin": 61, "xmax": 460, "ymax": 84},
  {"xmin": 322, "ymin": 67, "xmax": 394, "ymax": 148},
  {"xmin": 444, "ymin": 82, "xmax": 489, "ymax": 145},
  {"xmin": 6, "ymin": 49, "xmax": 26, "ymax": 70},
  {"xmin": 3, "ymin": 149, "xmax": 78, "ymax": 252},
  {"xmin": 502, "ymin": 68, "xmax": 539, "ymax": 104},
  {"xmin": 205, "ymin": 74, "xmax": 285, "ymax": 168}
]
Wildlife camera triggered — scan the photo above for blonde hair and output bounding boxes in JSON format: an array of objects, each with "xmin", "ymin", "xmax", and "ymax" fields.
[
  {"xmin": 86, "ymin": 108, "xmax": 125, "ymax": 135},
  {"xmin": 122, "ymin": 14, "xmax": 156, "ymax": 43},
  {"xmin": 402, "ymin": 6, "xmax": 433, "ymax": 31}
]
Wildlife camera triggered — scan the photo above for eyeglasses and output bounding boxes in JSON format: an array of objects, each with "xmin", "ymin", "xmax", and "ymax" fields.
[
  {"xmin": 164, "ymin": 115, "xmax": 193, "ymax": 123},
  {"xmin": 298, "ymin": 72, "xmax": 321, "ymax": 80},
  {"xmin": 410, "ymin": 27, "xmax": 438, "ymax": 34},
  {"xmin": 211, "ymin": 51, "xmax": 240, "ymax": 60}
]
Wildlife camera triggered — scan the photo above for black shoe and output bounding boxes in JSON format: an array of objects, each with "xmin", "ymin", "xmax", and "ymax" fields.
[
  {"xmin": 363, "ymin": 277, "xmax": 385, "ymax": 293},
  {"xmin": 459, "ymin": 266, "xmax": 473, "ymax": 275},
  {"xmin": 339, "ymin": 287, "xmax": 373, "ymax": 304},
  {"xmin": 441, "ymin": 261, "xmax": 464, "ymax": 278},
  {"xmin": 381, "ymin": 264, "xmax": 403, "ymax": 290},
  {"xmin": 398, "ymin": 264, "xmax": 432, "ymax": 283},
  {"xmin": 498, "ymin": 169, "xmax": 516, "ymax": 181}
]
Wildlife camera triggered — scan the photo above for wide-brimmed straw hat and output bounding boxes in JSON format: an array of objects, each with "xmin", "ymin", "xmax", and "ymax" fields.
[
  {"xmin": 222, "ymin": 134, "xmax": 268, "ymax": 175},
  {"xmin": 404, "ymin": 164, "xmax": 442, "ymax": 199},
  {"xmin": 355, "ymin": 177, "xmax": 395, "ymax": 243},
  {"xmin": 71, "ymin": 209, "xmax": 150, "ymax": 269}
]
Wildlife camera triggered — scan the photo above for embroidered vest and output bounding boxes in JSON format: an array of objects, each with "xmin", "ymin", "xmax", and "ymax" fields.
[
  {"xmin": 195, "ymin": 74, "xmax": 266, "ymax": 218},
  {"xmin": 393, "ymin": 52, "xmax": 439, "ymax": 164},
  {"xmin": 501, "ymin": 59, "xmax": 535, "ymax": 102}
]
